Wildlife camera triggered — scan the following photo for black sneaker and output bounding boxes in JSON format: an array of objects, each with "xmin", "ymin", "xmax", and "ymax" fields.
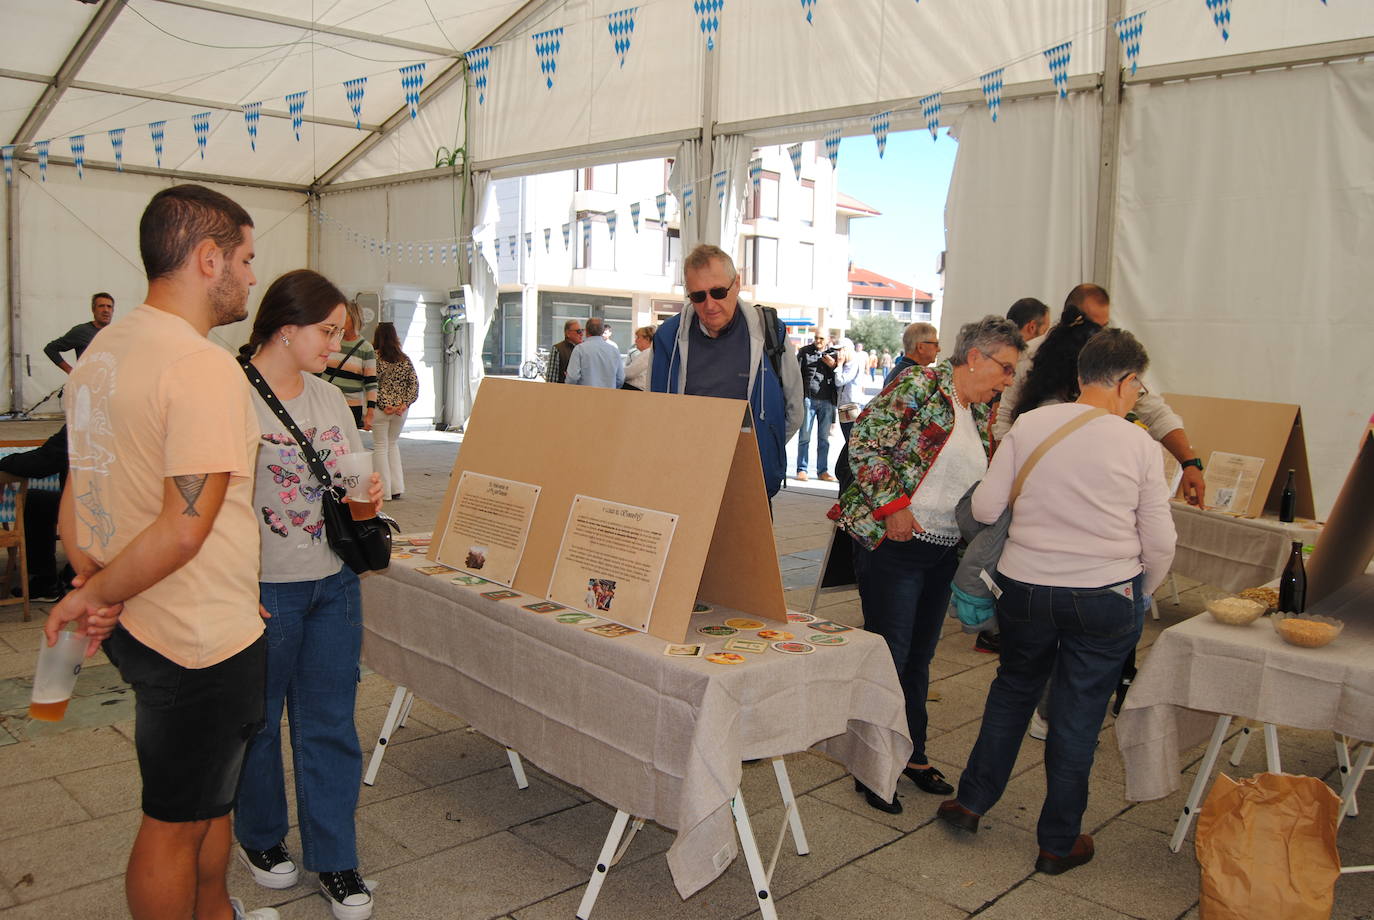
[
  {"xmin": 237, "ymin": 842, "xmax": 299, "ymax": 889},
  {"xmin": 319, "ymin": 869, "xmax": 373, "ymax": 920},
  {"xmin": 974, "ymin": 631, "xmax": 1001, "ymax": 654}
]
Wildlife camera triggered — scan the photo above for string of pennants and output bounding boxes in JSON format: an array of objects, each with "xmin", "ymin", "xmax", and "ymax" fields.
[{"xmin": 0, "ymin": 0, "xmax": 1314, "ymax": 188}]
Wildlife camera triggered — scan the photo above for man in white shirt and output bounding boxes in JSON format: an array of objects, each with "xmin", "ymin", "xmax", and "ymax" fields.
[{"xmin": 566, "ymin": 317, "xmax": 625, "ymax": 388}]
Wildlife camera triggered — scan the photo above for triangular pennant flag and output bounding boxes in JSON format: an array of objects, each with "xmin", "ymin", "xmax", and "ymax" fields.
[
  {"xmin": 608, "ymin": 7, "xmax": 637, "ymax": 68},
  {"xmin": 714, "ymin": 170, "xmax": 726, "ymax": 205},
  {"xmin": 607, "ymin": 211, "xmax": 618, "ymax": 241},
  {"xmin": 108, "ymin": 128, "xmax": 125, "ymax": 171},
  {"xmin": 192, "ymin": 111, "xmax": 211, "ymax": 158},
  {"xmin": 870, "ymin": 111, "xmax": 891, "ymax": 157},
  {"xmin": 800, "ymin": 0, "xmax": 818, "ymax": 25},
  {"xmin": 475, "ymin": 240, "xmax": 484, "ymax": 261},
  {"xmin": 683, "ymin": 186, "xmax": 695, "ymax": 218},
  {"xmin": 35, "ymin": 140, "xmax": 49, "ymax": 180},
  {"xmin": 1, "ymin": 146, "xmax": 14, "ymax": 187},
  {"xmin": 427, "ymin": 244, "xmax": 435, "ymax": 263},
  {"xmin": 787, "ymin": 143, "xmax": 803, "ymax": 179},
  {"xmin": 532, "ymin": 27, "xmax": 564, "ymax": 90},
  {"xmin": 406, "ymin": 242, "xmax": 414, "ymax": 263},
  {"xmin": 979, "ymin": 68, "xmax": 1004, "ymax": 122},
  {"xmin": 544, "ymin": 227, "xmax": 552, "ymax": 252},
  {"xmin": 1116, "ymin": 12, "xmax": 1146, "ymax": 76},
  {"xmin": 582, "ymin": 219, "xmax": 592, "ymax": 251},
  {"xmin": 242, "ymin": 101, "xmax": 262, "ymax": 151},
  {"xmin": 69, "ymin": 135, "xmax": 86, "ymax": 179},
  {"xmin": 149, "ymin": 121, "xmax": 166, "ymax": 167},
  {"xmin": 562, "ymin": 222, "xmax": 571, "ymax": 249},
  {"xmin": 465, "ymin": 47, "xmax": 492, "ymax": 104},
  {"xmin": 399, "ymin": 63, "xmax": 426, "ymax": 119},
  {"xmin": 655, "ymin": 193, "xmax": 668, "ymax": 222},
  {"xmin": 630, "ymin": 200, "xmax": 641, "ymax": 231},
  {"xmin": 749, "ymin": 157, "xmax": 762, "ymax": 190},
  {"xmin": 694, "ymin": 0, "xmax": 723, "ymax": 51},
  {"xmin": 524, "ymin": 231, "xmax": 533, "ymax": 256},
  {"xmin": 1043, "ymin": 42, "xmax": 1071, "ymax": 98},
  {"xmin": 508, "ymin": 234, "xmax": 517, "ymax": 259},
  {"xmin": 440, "ymin": 244, "xmax": 448, "ymax": 265},
  {"xmin": 465, "ymin": 242, "xmax": 473, "ymax": 261},
  {"xmin": 494, "ymin": 236, "xmax": 503, "ymax": 260},
  {"xmin": 343, "ymin": 78, "xmax": 367, "ymax": 129},
  {"xmin": 823, "ymin": 129, "xmax": 841, "ymax": 168},
  {"xmin": 1205, "ymin": 0, "xmax": 1231, "ymax": 42},
  {"xmin": 920, "ymin": 92, "xmax": 942, "ymax": 140},
  {"xmin": 285, "ymin": 91, "xmax": 307, "ymax": 141}
]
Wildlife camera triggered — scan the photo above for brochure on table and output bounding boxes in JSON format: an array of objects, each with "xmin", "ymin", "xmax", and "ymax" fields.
[{"xmin": 429, "ymin": 378, "xmax": 787, "ymax": 642}]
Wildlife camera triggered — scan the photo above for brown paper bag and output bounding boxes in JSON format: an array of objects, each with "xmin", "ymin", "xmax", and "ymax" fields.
[{"xmin": 1196, "ymin": 772, "xmax": 1342, "ymax": 920}]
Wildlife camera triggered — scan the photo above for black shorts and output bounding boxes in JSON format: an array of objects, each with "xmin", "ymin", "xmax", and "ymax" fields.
[{"xmin": 105, "ymin": 625, "xmax": 266, "ymax": 823}]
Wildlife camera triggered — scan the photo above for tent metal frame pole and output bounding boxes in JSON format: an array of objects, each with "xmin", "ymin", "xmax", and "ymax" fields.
[
  {"xmin": 1092, "ymin": 0, "xmax": 1126, "ymax": 287},
  {"xmin": 10, "ymin": 0, "xmax": 128, "ymax": 146},
  {"xmin": 7, "ymin": 152, "xmax": 308, "ymax": 193},
  {"xmin": 1124, "ymin": 36, "xmax": 1374, "ymax": 85},
  {"xmin": 6, "ymin": 173, "xmax": 23, "ymax": 416}
]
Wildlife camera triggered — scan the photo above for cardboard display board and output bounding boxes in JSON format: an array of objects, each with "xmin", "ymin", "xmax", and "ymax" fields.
[
  {"xmin": 429, "ymin": 378, "xmax": 786, "ymax": 642},
  {"xmin": 1306, "ymin": 430, "xmax": 1374, "ymax": 608},
  {"xmin": 1162, "ymin": 394, "xmax": 1314, "ymax": 520}
]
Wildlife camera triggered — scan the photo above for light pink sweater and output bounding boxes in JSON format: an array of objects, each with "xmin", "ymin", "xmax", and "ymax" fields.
[{"xmin": 972, "ymin": 403, "xmax": 1177, "ymax": 595}]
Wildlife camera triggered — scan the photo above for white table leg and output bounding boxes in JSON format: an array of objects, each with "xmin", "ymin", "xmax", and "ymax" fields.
[
  {"xmin": 731, "ymin": 788, "xmax": 779, "ymax": 920},
  {"xmin": 1339, "ymin": 743, "xmax": 1373, "ymax": 825},
  {"xmin": 771, "ymin": 757, "xmax": 810, "ymax": 856},
  {"xmin": 1262, "ymin": 723, "xmax": 1282, "ymax": 774},
  {"xmin": 1169, "ymin": 574, "xmax": 1180, "ymax": 605},
  {"xmin": 1336, "ymin": 737, "xmax": 1360, "ymax": 818},
  {"xmin": 363, "ymin": 685, "xmax": 410, "ymax": 786},
  {"xmin": 397, "ymin": 689, "xmax": 416, "ymax": 727},
  {"xmin": 1171, "ymin": 714, "xmax": 1233, "ymax": 853},
  {"xmin": 1228, "ymin": 721, "xmax": 1253, "ymax": 767},
  {"xmin": 1149, "ymin": 596, "xmax": 1160, "ymax": 621},
  {"xmin": 506, "ymin": 747, "xmax": 530, "ymax": 790},
  {"xmin": 576, "ymin": 809, "xmax": 633, "ymax": 920}
]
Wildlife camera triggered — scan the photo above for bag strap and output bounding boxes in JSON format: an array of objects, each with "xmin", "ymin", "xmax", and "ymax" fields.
[
  {"xmin": 238, "ymin": 358, "xmax": 334, "ymax": 492},
  {"xmin": 1008, "ymin": 407, "xmax": 1108, "ymax": 506},
  {"xmin": 323, "ymin": 338, "xmax": 364, "ymax": 383},
  {"xmin": 757, "ymin": 304, "xmax": 786, "ymax": 379}
]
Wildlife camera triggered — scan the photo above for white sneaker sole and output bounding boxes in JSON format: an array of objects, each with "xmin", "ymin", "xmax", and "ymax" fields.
[
  {"xmin": 1029, "ymin": 715, "xmax": 1049, "ymax": 742},
  {"xmin": 319, "ymin": 878, "xmax": 377, "ymax": 920},
  {"xmin": 237, "ymin": 848, "xmax": 300, "ymax": 890}
]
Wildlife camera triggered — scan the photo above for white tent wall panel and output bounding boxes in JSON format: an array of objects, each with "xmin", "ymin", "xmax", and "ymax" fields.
[
  {"xmin": 1126, "ymin": 0, "xmax": 1374, "ymax": 69},
  {"xmin": 0, "ymin": 81, "xmax": 46, "ymax": 147},
  {"xmin": 1113, "ymin": 61, "xmax": 1374, "ymax": 517},
  {"xmin": 7, "ymin": 0, "xmax": 95, "ymax": 76}
]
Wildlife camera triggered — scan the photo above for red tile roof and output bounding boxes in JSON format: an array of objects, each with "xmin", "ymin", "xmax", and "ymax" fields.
[
  {"xmin": 848, "ymin": 266, "xmax": 933, "ymax": 302},
  {"xmin": 835, "ymin": 191, "xmax": 881, "ymax": 217}
]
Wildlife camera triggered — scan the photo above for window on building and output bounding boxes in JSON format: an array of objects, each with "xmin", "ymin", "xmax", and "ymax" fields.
[
  {"xmin": 574, "ymin": 212, "xmax": 614, "ymax": 271},
  {"xmin": 746, "ymin": 236, "xmax": 779, "ymax": 286},
  {"xmin": 666, "ymin": 228, "xmax": 682, "ymax": 278},
  {"xmin": 798, "ymin": 179, "xmax": 815, "ymax": 226},
  {"xmin": 749, "ymin": 171, "xmax": 780, "ymax": 221},
  {"xmin": 797, "ymin": 242, "xmax": 814, "ymax": 289},
  {"xmin": 576, "ymin": 164, "xmax": 618, "ymax": 193},
  {"xmin": 641, "ymin": 220, "xmax": 666, "ymax": 275},
  {"xmin": 602, "ymin": 306, "xmax": 633, "ymax": 353}
]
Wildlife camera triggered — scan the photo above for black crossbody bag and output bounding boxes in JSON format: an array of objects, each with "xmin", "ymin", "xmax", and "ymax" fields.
[{"xmin": 240, "ymin": 358, "xmax": 397, "ymax": 573}]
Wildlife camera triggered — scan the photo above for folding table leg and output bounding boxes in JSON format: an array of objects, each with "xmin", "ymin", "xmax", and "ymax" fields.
[
  {"xmin": 1336, "ymin": 737, "xmax": 1360, "ymax": 818},
  {"xmin": 1262, "ymin": 723, "xmax": 1281, "ymax": 773},
  {"xmin": 397, "ymin": 689, "xmax": 416, "ymax": 728},
  {"xmin": 731, "ymin": 789, "xmax": 779, "ymax": 920},
  {"xmin": 1339, "ymin": 743, "xmax": 1373, "ymax": 825},
  {"xmin": 506, "ymin": 747, "xmax": 529, "ymax": 790},
  {"xmin": 576, "ymin": 809, "xmax": 643, "ymax": 920},
  {"xmin": 1171, "ymin": 714, "xmax": 1232, "ymax": 853},
  {"xmin": 771, "ymin": 757, "xmax": 810, "ymax": 856},
  {"xmin": 1149, "ymin": 596, "xmax": 1160, "ymax": 621},
  {"xmin": 1169, "ymin": 574, "xmax": 1180, "ymax": 606},
  {"xmin": 1228, "ymin": 721, "xmax": 1253, "ymax": 767},
  {"xmin": 363, "ymin": 686, "xmax": 410, "ymax": 786}
]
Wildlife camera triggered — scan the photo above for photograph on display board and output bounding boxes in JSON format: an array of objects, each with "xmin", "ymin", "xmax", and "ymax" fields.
[
  {"xmin": 435, "ymin": 470, "xmax": 542, "ymax": 587},
  {"xmin": 546, "ymin": 494, "xmax": 678, "ymax": 632}
]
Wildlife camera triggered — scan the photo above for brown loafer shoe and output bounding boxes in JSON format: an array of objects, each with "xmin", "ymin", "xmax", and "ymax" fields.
[
  {"xmin": 817, "ymin": 472, "xmax": 836, "ymax": 482},
  {"xmin": 795, "ymin": 471, "xmax": 809, "ymax": 481},
  {"xmin": 936, "ymin": 800, "xmax": 980, "ymax": 832},
  {"xmin": 1035, "ymin": 834, "xmax": 1094, "ymax": 875}
]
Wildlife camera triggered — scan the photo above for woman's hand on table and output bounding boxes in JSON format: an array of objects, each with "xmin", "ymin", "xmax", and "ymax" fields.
[{"xmin": 883, "ymin": 508, "xmax": 924, "ymax": 543}]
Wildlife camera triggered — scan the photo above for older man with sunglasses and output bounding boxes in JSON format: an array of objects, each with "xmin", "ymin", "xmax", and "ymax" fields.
[{"xmin": 650, "ymin": 244, "xmax": 803, "ymax": 498}]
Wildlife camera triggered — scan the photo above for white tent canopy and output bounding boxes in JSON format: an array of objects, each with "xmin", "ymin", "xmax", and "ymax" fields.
[{"xmin": 4, "ymin": 0, "xmax": 1373, "ymax": 513}]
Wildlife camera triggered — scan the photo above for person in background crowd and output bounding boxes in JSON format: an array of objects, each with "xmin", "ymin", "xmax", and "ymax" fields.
[
  {"xmin": 567, "ymin": 317, "xmax": 625, "ymax": 388},
  {"xmin": 45, "ymin": 292, "xmax": 115, "ymax": 374},
  {"xmin": 0, "ymin": 427, "xmax": 71, "ymax": 601},
  {"xmin": 879, "ymin": 349, "xmax": 894, "ymax": 378},
  {"xmin": 1007, "ymin": 297, "xmax": 1051, "ymax": 344},
  {"xmin": 887, "ymin": 322, "xmax": 939, "ymax": 385},
  {"xmin": 938, "ymin": 329, "xmax": 1175, "ymax": 878},
  {"xmin": 867, "ymin": 349, "xmax": 880, "ymax": 382},
  {"xmin": 832, "ymin": 315, "xmax": 1025, "ymax": 814},
  {"xmin": 372, "ymin": 321, "xmax": 419, "ymax": 500},
  {"xmin": 546, "ymin": 319, "xmax": 584, "ymax": 384},
  {"xmin": 623, "ymin": 324, "xmax": 655, "ymax": 391},
  {"xmin": 832, "ymin": 338, "xmax": 863, "ymax": 493},
  {"xmin": 851, "ymin": 341, "xmax": 870, "ymax": 391},
  {"xmin": 235, "ymin": 269, "xmax": 385, "ymax": 920},
  {"xmin": 321, "ymin": 301, "xmax": 377, "ymax": 432},
  {"xmin": 795, "ymin": 331, "xmax": 839, "ymax": 483}
]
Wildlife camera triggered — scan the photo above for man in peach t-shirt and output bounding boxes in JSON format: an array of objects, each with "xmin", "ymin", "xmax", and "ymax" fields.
[{"xmin": 45, "ymin": 185, "xmax": 276, "ymax": 920}]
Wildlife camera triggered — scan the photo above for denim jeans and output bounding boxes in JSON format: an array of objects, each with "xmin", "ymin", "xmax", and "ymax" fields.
[
  {"xmin": 956, "ymin": 571, "xmax": 1146, "ymax": 856},
  {"xmin": 797, "ymin": 397, "xmax": 837, "ymax": 474},
  {"xmin": 851, "ymin": 535, "xmax": 958, "ymax": 765},
  {"xmin": 235, "ymin": 565, "xmax": 363, "ymax": 873}
]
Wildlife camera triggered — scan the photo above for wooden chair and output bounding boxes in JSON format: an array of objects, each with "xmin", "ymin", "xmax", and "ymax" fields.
[{"xmin": 0, "ymin": 473, "xmax": 30, "ymax": 622}]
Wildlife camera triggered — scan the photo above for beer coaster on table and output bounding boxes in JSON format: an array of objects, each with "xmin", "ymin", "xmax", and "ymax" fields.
[
  {"xmin": 697, "ymin": 625, "xmax": 737, "ymax": 638},
  {"xmin": 808, "ymin": 633, "xmax": 849, "ymax": 646},
  {"xmin": 409, "ymin": 537, "xmax": 432, "ymax": 547},
  {"xmin": 809, "ymin": 620, "xmax": 853, "ymax": 634},
  {"xmin": 664, "ymin": 643, "xmax": 705, "ymax": 658},
  {"xmin": 391, "ymin": 551, "xmax": 414, "ymax": 559},
  {"xmin": 787, "ymin": 612, "xmax": 817, "ymax": 624},
  {"xmin": 586, "ymin": 624, "xmax": 636, "ymax": 638},
  {"xmin": 480, "ymin": 589, "xmax": 521, "ymax": 601},
  {"xmin": 756, "ymin": 629, "xmax": 793, "ymax": 641},
  {"xmin": 705, "ymin": 652, "xmax": 747, "ymax": 665},
  {"xmin": 522, "ymin": 601, "xmax": 564, "ymax": 613},
  {"xmin": 693, "ymin": 602, "xmax": 712, "ymax": 612},
  {"xmin": 723, "ymin": 637, "xmax": 768, "ymax": 654},
  {"xmin": 724, "ymin": 618, "xmax": 764, "ymax": 630},
  {"xmin": 772, "ymin": 641, "xmax": 815, "ymax": 655},
  {"xmin": 452, "ymin": 574, "xmax": 489, "ymax": 586},
  {"xmin": 415, "ymin": 564, "xmax": 453, "ymax": 576},
  {"xmin": 556, "ymin": 612, "xmax": 599, "ymax": 624}
]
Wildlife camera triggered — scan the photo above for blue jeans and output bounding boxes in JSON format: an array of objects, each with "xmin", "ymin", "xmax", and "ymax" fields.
[
  {"xmin": 235, "ymin": 565, "xmax": 363, "ymax": 872},
  {"xmin": 797, "ymin": 397, "xmax": 836, "ymax": 474},
  {"xmin": 956, "ymin": 572, "xmax": 1145, "ymax": 856},
  {"xmin": 851, "ymin": 536, "xmax": 958, "ymax": 765}
]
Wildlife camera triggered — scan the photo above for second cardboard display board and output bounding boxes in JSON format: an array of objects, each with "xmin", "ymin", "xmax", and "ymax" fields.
[{"xmin": 428, "ymin": 378, "xmax": 787, "ymax": 643}]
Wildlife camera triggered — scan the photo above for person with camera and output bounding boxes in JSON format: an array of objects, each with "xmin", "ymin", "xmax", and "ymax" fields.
[{"xmin": 795, "ymin": 332, "xmax": 839, "ymax": 482}]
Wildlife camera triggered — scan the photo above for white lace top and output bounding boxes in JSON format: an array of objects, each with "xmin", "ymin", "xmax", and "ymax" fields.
[{"xmin": 909, "ymin": 396, "xmax": 987, "ymax": 544}]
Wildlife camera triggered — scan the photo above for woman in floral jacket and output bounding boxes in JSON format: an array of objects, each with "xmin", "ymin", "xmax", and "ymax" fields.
[{"xmin": 831, "ymin": 315, "xmax": 1025, "ymax": 814}]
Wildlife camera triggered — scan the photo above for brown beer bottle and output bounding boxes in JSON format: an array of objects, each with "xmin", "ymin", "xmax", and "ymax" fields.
[{"xmin": 1278, "ymin": 541, "xmax": 1306, "ymax": 613}]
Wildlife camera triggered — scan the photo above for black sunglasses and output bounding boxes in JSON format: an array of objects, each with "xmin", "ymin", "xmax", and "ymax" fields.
[{"xmin": 687, "ymin": 280, "xmax": 734, "ymax": 303}]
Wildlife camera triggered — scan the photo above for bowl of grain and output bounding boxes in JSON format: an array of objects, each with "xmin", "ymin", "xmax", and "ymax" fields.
[
  {"xmin": 1271, "ymin": 613, "xmax": 1344, "ymax": 648},
  {"xmin": 1205, "ymin": 596, "xmax": 1267, "ymax": 626},
  {"xmin": 1236, "ymin": 586, "xmax": 1280, "ymax": 612}
]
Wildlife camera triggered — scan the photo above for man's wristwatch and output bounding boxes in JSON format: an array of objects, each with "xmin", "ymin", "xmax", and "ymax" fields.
[{"xmin": 1180, "ymin": 458, "xmax": 1204, "ymax": 472}]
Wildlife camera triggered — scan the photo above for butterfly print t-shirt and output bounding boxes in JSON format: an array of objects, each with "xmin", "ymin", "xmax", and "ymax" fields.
[{"xmin": 249, "ymin": 371, "xmax": 365, "ymax": 583}]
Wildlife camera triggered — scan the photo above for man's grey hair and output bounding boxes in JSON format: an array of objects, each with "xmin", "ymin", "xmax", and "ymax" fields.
[
  {"xmin": 683, "ymin": 243, "xmax": 736, "ymax": 280},
  {"xmin": 1077, "ymin": 327, "xmax": 1148, "ymax": 388},
  {"xmin": 563, "ymin": 318, "xmax": 581, "ymax": 333},
  {"xmin": 949, "ymin": 315, "xmax": 1025, "ymax": 366},
  {"xmin": 902, "ymin": 322, "xmax": 937, "ymax": 355},
  {"xmin": 585, "ymin": 317, "xmax": 604, "ymax": 337}
]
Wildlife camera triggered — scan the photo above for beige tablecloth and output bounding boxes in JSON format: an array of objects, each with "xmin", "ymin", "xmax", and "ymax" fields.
[
  {"xmin": 1169, "ymin": 501, "xmax": 1322, "ymax": 593},
  {"xmin": 360, "ymin": 553, "xmax": 912, "ymax": 898},
  {"xmin": 1117, "ymin": 574, "xmax": 1374, "ymax": 802}
]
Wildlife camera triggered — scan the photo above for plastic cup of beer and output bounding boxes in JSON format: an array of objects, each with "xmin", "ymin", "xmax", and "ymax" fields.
[
  {"xmin": 29, "ymin": 629, "xmax": 86, "ymax": 722},
  {"xmin": 333, "ymin": 451, "xmax": 375, "ymax": 519}
]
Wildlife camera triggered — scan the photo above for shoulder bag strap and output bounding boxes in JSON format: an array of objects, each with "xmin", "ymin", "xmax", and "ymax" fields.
[
  {"xmin": 1008, "ymin": 407, "xmax": 1108, "ymax": 506},
  {"xmin": 239, "ymin": 358, "xmax": 334, "ymax": 492},
  {"xmin": 323, "ymin": 339, "xmax": 364, "ymax": 383}
]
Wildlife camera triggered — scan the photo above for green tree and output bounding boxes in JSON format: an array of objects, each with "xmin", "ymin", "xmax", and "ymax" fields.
[{"xmin": 847, "ymin": 314, "xmax": 904, "ymax": 356}]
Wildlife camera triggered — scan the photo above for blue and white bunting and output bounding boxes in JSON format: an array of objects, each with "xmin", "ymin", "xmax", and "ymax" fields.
[
  {"xmin": 655, "ymin": 193, "xmax": 668, "ymax": 222},
  {"xmin": 533, "ymin": 28, "xmax": 563, "ymax": 90},
  {"xmin": 694, "ymin": 0, "xmax": 723, "ymax": 52},
  {"xmin": 285, "ymin": 91, "xmax": 307, "ymax": 141},
  {"xmin": 36, "ymin": 140, "xmax": 49, "ymax": 181},
  {"xmin": 630, "ymin": 200, "xmax": 641, "ymax": 231},
  {"xmin": 427, "ymin": 244, "xmax": 435, "ymax": 263},
  {"xmin": 787, "ymin": 142, "xmax": 803, "ymax": 179},
  {"xmin": 1, "ymin": 146, "xmax": 13, "ymax": 186},
  {"xmin": 749, "ymin": 157, "xmax": 762, "ymax": 190},
  {"xmin": 508, "ymin": 234, "xmax": 517, "ymax": 259},
  {"xmin": 149, "ymin": 121, "xmax": 166, "ymax": 167},
  {"xmin": 242, "ymin": 101, "xmax": 262, "ymax": 150},
  {"xmin": 192, "ymin": 111, "xmax": 211, "ymax": 157},
  {"xmin": 108, "ymin": 128, "xmax": 125, "ymax": 170},
  {"xmin": 524, "ymin": 231, "xmax": 533, "ymax": 256},
  {"xmin": 683, "ymin": 186, "xmax": 695, "ymax": 218},
  {"xmin": 608, "ymin": 8, "xmax": 636, "ymax": 68},
  {"xmin": 494, "ymin": 236, "xmax": 503, "ymax": 261},
  {"xmin": 465, "ymin": 47, "xmax": 492, "ymax": 104},
  {"xmin": 920, "ymin": 92, "xmax": 942, "ymax": 140},
  {"xmin": 714, "ymin": 170, "xmax": 726, "ymax": 206},
  {"xmin": 606, "ymin": 211, "xmax": 617, "ymax": 241},
  {"xmin": 1205, "ymin": 0, "xmax": 1230, "ymax": 42},
  {"xmin": 1043, "ymin": 41, "xmax": 1071, "ymax": 98},
  {"xmin": 544, "ymin": 227, "xmax": 552, "ymax": 252},
  {"xmin": 823, "ymin": 129, "xmax": 840, "ymax": 168},
  {"xmin": 440, "ymin": 244, "xmax": 448, "ymax": 265},
  {"xmin": 399, "ymin": 63, "xmax": 425, "ymax": 119},
  {"xmin": 1116, "ymin": 12, "xmax": 1145, "ymax": 76},
  {"xmin": 343, "ymin": 78, "xmax": 367, "ymax": 129},
  {"xmin": 979, "ymin": 68, "xmax": 1004, "ymax": 122},
  {"xmin": 69, "ymin": 135, "xmax": 85, "ymax": 179},
  {"xmin": 800, "ymin": 0, "xmax": 817, "ymax": 24},
  {"xmin": 562, "ymin": 222, "xmax": 571, "ymax": 250},
  {"xmin": 582, "ymin": 220, "xmax": 592, "ymax": 251},
  {"xmin": 871, "ymin": 111, "xmax": 891, "ymax": 158}
]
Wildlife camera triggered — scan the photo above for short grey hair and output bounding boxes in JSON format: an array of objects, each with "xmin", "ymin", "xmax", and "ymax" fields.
[
  {"xmin": 1077, "ymin": 327, "xmax": 1148, "ymax": 387},
  {"xmin": 949, "ymin": 315, "xmax": 1025, "ymax": 366},
  {"xmin": 586, "ymin": 317, "xmax": 605, "ymax": 337},
  {"xmin": 902, "ymin": 322, "xmax": 937, "ymax": 354}
]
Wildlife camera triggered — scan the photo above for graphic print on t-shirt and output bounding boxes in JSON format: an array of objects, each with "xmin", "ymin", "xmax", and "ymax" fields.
[
  {"xmin": 257, "ymin": 426, "xmax": 351, "ymax": 542},
  {"xmin": 67, "ymin": 352, "xmax": 119, "ymax": 551}
]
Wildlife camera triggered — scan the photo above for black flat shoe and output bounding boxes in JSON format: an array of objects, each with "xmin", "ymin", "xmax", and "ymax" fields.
[
  {"xmin": 903, "ymin": 765, "xmax": 954, "ymax": 795},
  {"xmin": 853, "ymin": 778, "xmax": 903, "ymax": 815},
  {"xmin": 936, "ymin": 799, "xmax": 980, "ymax": 832}
]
